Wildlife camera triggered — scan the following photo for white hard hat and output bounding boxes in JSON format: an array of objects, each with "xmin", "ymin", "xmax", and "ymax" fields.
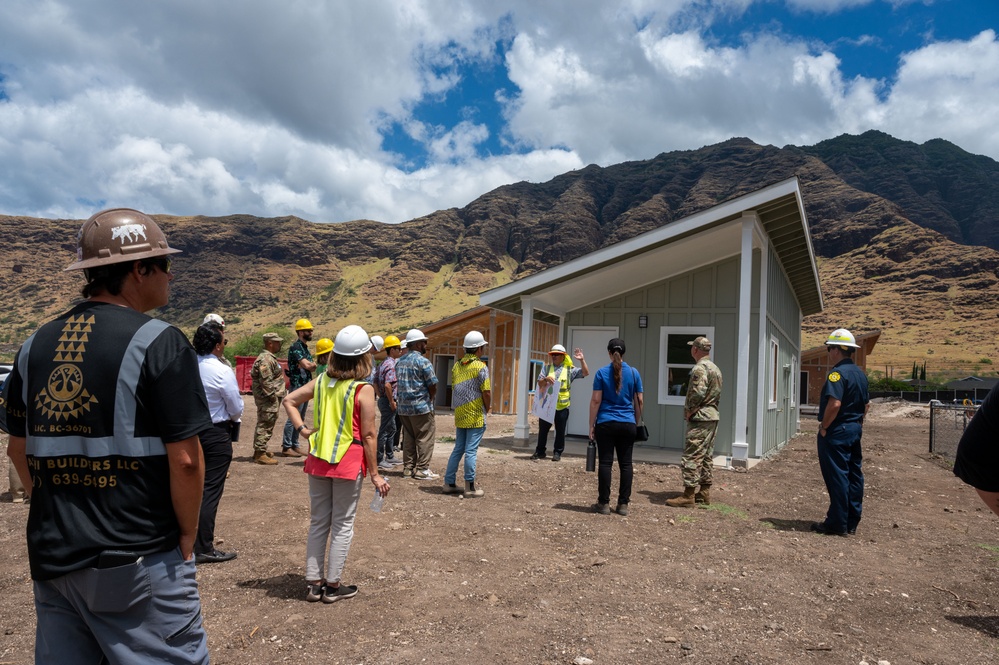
[
  {"xmin": 463, "ymin": 331, "xmax": 488, "ymax": 349},
  {"xmin": 404, "ymin": 329, "xmax": 428, "ymax": 344},
  {"xmin": 334, "ymin": 325, "xmax": 373, "ymax": 357},
  {"xmin": 370, "ymin": 335, "xmax": 385, "ymax": 352},
  {"xmin": 825, "ymin": 328, "xmax": 860, "ymax": 349},
  {"xmin": 549, "ymin": 344, "xmax": 567, "ymax": 355},
  {"xmin": 203, "ymin": 313, "xmax": 225, "ymax": 328}
]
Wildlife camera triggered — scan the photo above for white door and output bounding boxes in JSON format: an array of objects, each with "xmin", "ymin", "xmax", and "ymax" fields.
[{"xmin": 566, "ymin": 326, "xmax": 619, "ymax": 437}]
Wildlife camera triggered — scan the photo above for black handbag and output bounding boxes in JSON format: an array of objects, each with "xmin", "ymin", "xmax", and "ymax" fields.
[{"xmin": 631, "ymin": 367, "xmax": 648, "ymax": 442}]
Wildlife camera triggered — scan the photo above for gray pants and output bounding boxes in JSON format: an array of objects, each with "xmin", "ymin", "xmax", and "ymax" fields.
[
  {"xmin": 33, "ymin": 548, "xmax": 208, "ymax": 665},
  {"xmin": 306, "ymin": 473, "xmax": 363, "ymax": 583}
]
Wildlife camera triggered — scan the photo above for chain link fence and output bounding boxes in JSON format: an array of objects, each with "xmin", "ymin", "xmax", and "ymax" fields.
[{"xmin": 929, "ymin": 401, "xmax": 979, "ymax": 461}]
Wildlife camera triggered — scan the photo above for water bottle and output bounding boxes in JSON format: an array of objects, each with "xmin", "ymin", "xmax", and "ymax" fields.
[
  {"xmin": 370, "ymin": 487, "xmax": 385, "ymax": 513},
  {"xmin": 586, "ymin": 438, "xmax": 597, "ymax": 472}
]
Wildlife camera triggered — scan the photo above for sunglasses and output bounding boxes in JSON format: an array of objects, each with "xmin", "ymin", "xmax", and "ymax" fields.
[{"xmin": 147, "ymin": 257, "xmax": 172, "ymax": 274}]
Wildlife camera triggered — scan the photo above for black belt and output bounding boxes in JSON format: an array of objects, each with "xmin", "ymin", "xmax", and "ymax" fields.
[{"xmin": 213, "ymin": 421, "xmax": 233, "ymax": 429}]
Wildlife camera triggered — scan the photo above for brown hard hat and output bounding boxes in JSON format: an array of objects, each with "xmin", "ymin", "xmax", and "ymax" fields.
[{"xmin": 64, "ymin": 208, "xmax": 182, "ymax": 271}]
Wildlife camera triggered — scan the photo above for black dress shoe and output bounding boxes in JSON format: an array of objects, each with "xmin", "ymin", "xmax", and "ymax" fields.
[
  {"xmin": 809, "ymin": 522, "xmax": 848, "ymax": 537},
  {"xmin": 195, "ymin": 549, "xmax": 238, "ymax": 564}
]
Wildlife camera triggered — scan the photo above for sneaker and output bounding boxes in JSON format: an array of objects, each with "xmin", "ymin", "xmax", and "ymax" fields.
[
  {"xmin": 551, "ymin": 453, "xmax": 561, "ymax": 462},
  {"xmin": 377, "ymin": 460, "xmax": 393, "ymax": 471},
  {"xmin": 413, "ymin": 469, "xmax": 440, "ymax": 480},
  {"xmin": 386, "ymin": 457, "xmax": 403, "ymax": 466},
  {"xmin": 530, "ymin": 452, "xmax": 546, "ymax": 460},
  {"xmin": 464, "ymin": 480, "xmax": 484, "ymax": 498},
  {"xmin": 593, "ymin": 502, "xmax": 611, "ymax": 515},
  {"xmin": 321, "ymin": 583, "xmax": 358, "ymax": 604},
  {"xmin": 306, "ymin": 581, "xmax": 325, "ymax": 603},
  {"xmin": 442, "ymin": 482, "xmax": 463, "ymax": 495},
  {"xmin": 615, "ymin": 503, "xmax": 630, "ymax": 516}
]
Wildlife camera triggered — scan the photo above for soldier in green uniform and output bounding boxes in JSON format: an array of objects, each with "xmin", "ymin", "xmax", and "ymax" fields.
[
  {"xmin": 667, "ymin": 336, "xmax": 723, "ymax": 507},
  {"xmin": 251, "ymin": 333, "xmax": 285, "ymax": 465}
]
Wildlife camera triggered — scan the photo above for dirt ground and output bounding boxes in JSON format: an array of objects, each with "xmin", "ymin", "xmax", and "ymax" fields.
[{"xmin": 2, "ymin": 401, "xmax": 999, "ymax": 665}]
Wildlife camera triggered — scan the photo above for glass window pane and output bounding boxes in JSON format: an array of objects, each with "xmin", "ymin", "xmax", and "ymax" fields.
[{"xmin": 666, "ymin": 334, "xmax": 700, "ymax": 364}]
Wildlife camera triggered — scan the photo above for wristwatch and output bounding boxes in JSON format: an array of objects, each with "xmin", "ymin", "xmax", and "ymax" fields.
[{"xmin": 295, "ymin": 425, "xmax": 306, "ymax": 436}]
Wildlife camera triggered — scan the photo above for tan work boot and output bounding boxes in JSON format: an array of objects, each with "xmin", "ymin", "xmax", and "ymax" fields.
[
  {"xmin": 464, "ymin": 480, "xmax": 484, "ymax": 498},
  {"xmin": 666, "ymin": 486, "xmax": 696, "ymax": 507},
  {"xmin": 694, "ymin": 484, "xmax": 711, "ymax": 505},
  {"xmin": 253, "ymin": 451, "xmax": 278, "ymax": 465}
]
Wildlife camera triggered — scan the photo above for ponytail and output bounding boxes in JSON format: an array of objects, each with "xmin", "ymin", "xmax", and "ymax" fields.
[{"xmin": 607, "ymin": 337, "xmax": 626, "ymax": 394}]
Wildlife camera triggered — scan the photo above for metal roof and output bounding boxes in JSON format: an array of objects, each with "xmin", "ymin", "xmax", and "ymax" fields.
[{"xmin": 480, "ymin": 177, "xmax": 823, "ymax": 317}]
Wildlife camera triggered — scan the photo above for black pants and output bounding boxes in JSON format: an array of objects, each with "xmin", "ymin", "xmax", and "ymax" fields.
[
  {"xmin": 595, "ymin": 421, "xmax": 636, "ymax": 506},
  {"xmin": 536, "ymin": 408, "xmax": 570, "ymax": 456},
  {"xmin": 195, "ymin": 424, "xmax": 233, "ymax": 555},
  {"xmin": 393, "ymin": 413, "xmax": 403, "ymax": 449}
]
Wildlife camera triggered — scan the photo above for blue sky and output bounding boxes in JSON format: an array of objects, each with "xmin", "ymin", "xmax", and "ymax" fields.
[{"xmin": 0, "ymin": 0, "xmax": 997, "ymax": 223}]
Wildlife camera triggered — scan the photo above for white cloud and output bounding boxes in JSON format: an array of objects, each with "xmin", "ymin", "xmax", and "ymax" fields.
[{"xmin": 0, "ymin": 1, "xmax": 995, "ymax": 225}]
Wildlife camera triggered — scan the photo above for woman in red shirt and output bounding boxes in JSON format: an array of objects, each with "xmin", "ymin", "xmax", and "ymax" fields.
[{"xmin": 283, "ymin": 325, "xmax": 390, "ymax": 603}]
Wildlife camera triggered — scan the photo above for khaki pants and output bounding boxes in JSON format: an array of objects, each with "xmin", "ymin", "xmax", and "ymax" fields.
[
  {"xmin": 399, "ymin": 412, "xmax": 436, "ymax": 474},
  {"xmin": 254, "ymin": 398, "xmax": 281, "ymax": 453},
  {"xmin": 8, "ymin": 461, "xmax": 26, "ymax": 502}
]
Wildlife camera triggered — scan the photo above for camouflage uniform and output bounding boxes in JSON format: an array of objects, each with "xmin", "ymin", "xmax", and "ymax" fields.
[
  {"xmin": 682, "ymin": 356, "xmax": 723, "ymax": 488},
  {"xmin": 251, "ymin": 349, "xmax": 286, "ymax": 454}
]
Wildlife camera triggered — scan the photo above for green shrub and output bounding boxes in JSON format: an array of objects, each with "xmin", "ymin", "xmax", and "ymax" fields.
[{"xmin": 225, "ymin": 326, "xmax": 292, "ymax": 364}]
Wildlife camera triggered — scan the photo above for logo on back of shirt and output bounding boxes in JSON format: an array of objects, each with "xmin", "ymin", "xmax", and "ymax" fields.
[{"xmin": 37, "ymin": 314, "xmax": 99, "ymax": 421}]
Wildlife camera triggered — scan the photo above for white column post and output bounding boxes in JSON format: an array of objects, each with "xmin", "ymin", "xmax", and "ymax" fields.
[
  {"xmin": 514, "ymin": 296, "xmax": 534, "ymax": 442},
  {"xmin": 732, "ymin": 213, "xmax": 755, "ymax": 462}
]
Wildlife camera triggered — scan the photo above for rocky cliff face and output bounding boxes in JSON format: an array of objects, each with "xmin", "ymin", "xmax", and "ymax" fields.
[{"xmin": 1, "ymin": 133, "xmax": 997, "ymax": 375}]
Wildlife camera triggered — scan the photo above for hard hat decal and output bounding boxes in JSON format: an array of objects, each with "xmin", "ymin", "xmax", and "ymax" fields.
[
  {"xmin": 828, "ymin": 371, "xmax": 841, "ymax": 383},
  {"xmin": 111, "ymin": 224, "xmax": 148, "ymax": 245}
]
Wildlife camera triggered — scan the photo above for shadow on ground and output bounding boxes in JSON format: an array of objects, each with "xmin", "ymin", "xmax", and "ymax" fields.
[
  {"xmin": 237, "ymin": 573, "xmax": 302, "ymax": 600},
  {"xmin": 759, "ymin": 517, "xmax": 814, "ymax": 533},
  {"xmin": 946, "ymin": 615, "xmax": 999, "ymax": 639}
]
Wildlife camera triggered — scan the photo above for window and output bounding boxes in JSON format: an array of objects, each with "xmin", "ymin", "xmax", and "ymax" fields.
[
  {"xmin": 528, "ymin": 359, "xmax": 544, "ymax": 394},
  {"xmin": 789, "ymin": 356, "xmax": 797, "ymax": 407},
  {"xmin": 659, "ymin": 326, "xmax": 715, "ymax": 405},
  {"xmin": 768, "ymin": 337, "xmax": 779, "ymax": 408}
]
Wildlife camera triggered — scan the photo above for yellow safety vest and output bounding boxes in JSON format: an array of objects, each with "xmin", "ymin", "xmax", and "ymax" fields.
[
  {"xmin": 544, "ymin": 364, "xmax": 573, "ymax": 410},
  {"xmin": 309, "ymin": 378, "xmax": 365, "ymax": 464}
]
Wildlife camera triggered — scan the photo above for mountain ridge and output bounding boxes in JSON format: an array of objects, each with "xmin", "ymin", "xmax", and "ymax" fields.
[{"xmin": 1, "ymin": 132, "xmax": 997, "ymax": 378}]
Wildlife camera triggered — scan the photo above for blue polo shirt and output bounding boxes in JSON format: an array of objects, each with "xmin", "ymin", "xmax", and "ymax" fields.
[{"xmin": 818, "ymin": 358, "xmax": 869, "ymax": 426}]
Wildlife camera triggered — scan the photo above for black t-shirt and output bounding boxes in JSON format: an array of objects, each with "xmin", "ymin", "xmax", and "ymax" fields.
[
  {"xmin": 954, "ymin": 385, "xmax": 999, "ymax": 492},
  {"xmin": 1, "ymin": 301, "xmax": 211, "ymax": 580}
]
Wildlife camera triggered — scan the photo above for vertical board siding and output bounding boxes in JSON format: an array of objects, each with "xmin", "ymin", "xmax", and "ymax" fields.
[
  {"xmin": 567, "ymin": 256, "xmax": 740, "ymax": 454},
  {"xmin": 760, "ymin": 247, "xmax": 804, "ymax": 457}
]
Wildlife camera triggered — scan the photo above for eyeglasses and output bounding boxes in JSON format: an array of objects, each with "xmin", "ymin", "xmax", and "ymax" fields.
[{"xmin": 148, "ymin": 257, "xmax": 172, "ymax": 274}]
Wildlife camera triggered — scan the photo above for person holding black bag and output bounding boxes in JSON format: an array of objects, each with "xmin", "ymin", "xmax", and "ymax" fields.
[{"xmin": 588, "ymin": 338, "xmax": 644, "ymax": 516}]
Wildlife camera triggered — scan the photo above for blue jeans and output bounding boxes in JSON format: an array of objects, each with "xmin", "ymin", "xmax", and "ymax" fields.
[
  {"xmin": 377, "ymin": 396, "xmax": 397, "ymax": 462},
  {"xmin": 445, "ymin": 426, "xmax": 485, "ymax": 485},
  {"xmin": 282, "ymin": 401, "xmax": 308, "ymax": 450},
  {"xmin": 33, "ymin": 548, "xmax": 208, "ymax": 664},
  {"xmin": 817, "ymin": 422, "xmax": 864, "ymax": 533}
]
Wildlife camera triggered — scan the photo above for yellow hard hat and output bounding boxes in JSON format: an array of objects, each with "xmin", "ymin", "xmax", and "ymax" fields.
[
  {"xmin": 295, "ymin": 318, "xmax": 314, "ymax": 331},
  {"xmin": 315, "ymin": 338, "xmax": 334, "ymax": 356},
  {"xmin": 383, "ymin": 334, "xmax": 402, "ymax": 349}
]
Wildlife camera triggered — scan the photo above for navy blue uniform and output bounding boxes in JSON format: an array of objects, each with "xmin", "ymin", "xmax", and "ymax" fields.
[{"xmin": 817, "ymin": 358, "xmax": 869, "ymax": 534}]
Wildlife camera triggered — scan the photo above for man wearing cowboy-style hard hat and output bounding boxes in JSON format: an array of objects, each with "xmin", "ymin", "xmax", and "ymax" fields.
[
  {"xmin": 812, "ymin": 328, "xmax": 870, "ymax": 537},
  {"xmin": 2, "ymin": 208, "xmax": 212, "ymax": 663}
]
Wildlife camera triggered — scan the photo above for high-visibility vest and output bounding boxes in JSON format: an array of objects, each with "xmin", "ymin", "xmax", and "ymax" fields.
[{"xmin": 309, "ymin": 377, "xmax": 365, "ymax": 464}]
